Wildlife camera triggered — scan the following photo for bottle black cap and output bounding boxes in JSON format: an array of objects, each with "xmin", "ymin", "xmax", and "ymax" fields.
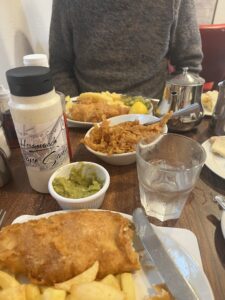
[{"xmin": 6, "ymin": 66, "xmax": 53, "ymax": 97}]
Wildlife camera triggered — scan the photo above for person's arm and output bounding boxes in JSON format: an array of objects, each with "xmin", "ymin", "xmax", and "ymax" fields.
[
  {"xmin": 49, "ymin": 0, "xmax": 79, "ymax": 96},
  {"xmin": 168, "ymin": 0, "xmax": 203, "ymax": 74}
]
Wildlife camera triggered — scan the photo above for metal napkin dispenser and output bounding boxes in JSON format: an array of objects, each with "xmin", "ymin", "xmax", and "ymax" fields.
[{"xmin": 156, "ymin": 67, "xmax": 205, "ymax": 132}]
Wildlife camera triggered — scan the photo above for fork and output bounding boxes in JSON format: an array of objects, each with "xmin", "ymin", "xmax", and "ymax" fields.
[{"xmin": 0, "ymin": 209, "xmax": 6, "ymax": 228}]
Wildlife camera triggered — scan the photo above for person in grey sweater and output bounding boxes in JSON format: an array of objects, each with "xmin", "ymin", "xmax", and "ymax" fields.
[{"xmin": 49, "ymin": 0, "xmax": 203, "ymax": 99}]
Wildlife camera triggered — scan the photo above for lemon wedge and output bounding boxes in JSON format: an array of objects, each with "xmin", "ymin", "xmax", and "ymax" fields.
[{"xmin": 129, "ymin": 101, "xmax": 148, "ymax": 114}]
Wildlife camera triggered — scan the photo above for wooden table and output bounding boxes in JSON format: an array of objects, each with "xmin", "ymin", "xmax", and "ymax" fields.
[{"xmin": 1, "ymin": 117, "xmax": 225, "ymax": 300}]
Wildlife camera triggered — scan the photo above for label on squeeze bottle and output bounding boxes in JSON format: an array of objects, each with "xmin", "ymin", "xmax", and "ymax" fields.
[{"xmin": 14, "ymin": 115, "xmax": 69, "ymax": 170}]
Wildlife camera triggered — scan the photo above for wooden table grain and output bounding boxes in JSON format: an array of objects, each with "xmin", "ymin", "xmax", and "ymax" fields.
[{"xmin": 1, "ymin": 117, "xmax": 225, "ymax": 300}]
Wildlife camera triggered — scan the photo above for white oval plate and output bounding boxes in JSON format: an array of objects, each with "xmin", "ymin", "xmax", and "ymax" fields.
[
  {"xmin": 67, "ymin": 118, "xmax": 94, "ymax": 128},
  {"xmin": 202, "ymin": 138, "xmax": 225, "ymax": 179},
  {"xmin": 12, "ymin": 210, "xmax": 214, "ymax": 300},
  {"xmin": 66, "ymin": 97, "xmax": 153, "ymax": 128}
]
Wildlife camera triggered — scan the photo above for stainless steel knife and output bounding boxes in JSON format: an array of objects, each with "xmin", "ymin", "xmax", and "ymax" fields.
[{"xmin": 133, "ymin": 208, "xmax": 200, "ymax": 300}]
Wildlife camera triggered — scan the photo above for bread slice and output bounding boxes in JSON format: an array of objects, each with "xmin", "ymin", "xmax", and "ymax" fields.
[
  {"xmin": 210, "ymin": 136, "xmax": 225, "ymax": 158},
  {"xmin": 201, "ymin": 90, "xmax": 218, "ymax": 112}
]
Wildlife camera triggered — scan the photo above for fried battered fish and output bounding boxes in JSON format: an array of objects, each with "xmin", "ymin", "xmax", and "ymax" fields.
[
  {"xmin": 0, "ymin": 211, "xmax": 140, "ymax": 285},
  {"xmin": 69, "ymin": 102, "xmax": 129, "ymax": 122},
  {"xmin": 67, "ymin": 91, "xmax": 130, "ymax": 122}
]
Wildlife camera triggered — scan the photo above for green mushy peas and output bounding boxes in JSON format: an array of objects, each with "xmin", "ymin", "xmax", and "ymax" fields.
[{"xmin": 52, "ymin": 163, "xmax": 103, "ymax": 199}]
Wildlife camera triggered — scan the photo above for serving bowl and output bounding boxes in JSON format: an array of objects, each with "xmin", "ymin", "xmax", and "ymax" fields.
[
  {"xmin": 48, "ymin": 162, "xmax": 110, "ymax": 210},
  {"xmin": 83, "ymin": 114, "xmax": 168, "ymax": 166}
]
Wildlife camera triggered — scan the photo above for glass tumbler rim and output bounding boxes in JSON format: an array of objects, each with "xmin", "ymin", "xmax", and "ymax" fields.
[{"xmin": 136, "ymin": 133, "xmax": 207, "ymax": 172}]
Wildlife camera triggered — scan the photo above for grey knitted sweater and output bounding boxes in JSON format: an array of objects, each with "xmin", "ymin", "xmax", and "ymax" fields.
[{"xmin": 49, "ymin": 0, "xmax": 202, "ymax": 99}]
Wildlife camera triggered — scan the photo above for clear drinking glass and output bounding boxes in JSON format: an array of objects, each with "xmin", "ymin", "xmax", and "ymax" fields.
[{"xmin": 136, "ymin": 133, "xmax": 206, "ymax": 221}]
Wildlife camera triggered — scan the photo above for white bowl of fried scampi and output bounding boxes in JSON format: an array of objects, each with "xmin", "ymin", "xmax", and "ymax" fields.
[{"xmin": 82, "ymin": 113, "xmax": 170, "ymax": 165}]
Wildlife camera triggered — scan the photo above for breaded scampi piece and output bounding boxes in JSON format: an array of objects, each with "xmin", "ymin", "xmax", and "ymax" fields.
[{"xmin": 69, "ymin": 102, "xmax": 129, "ymax": 122}]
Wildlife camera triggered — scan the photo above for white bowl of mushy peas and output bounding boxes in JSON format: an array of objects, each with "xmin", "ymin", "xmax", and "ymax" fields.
[{"xmin": 48, "ymin": 161, "xmax": 110, "ymax": 210}]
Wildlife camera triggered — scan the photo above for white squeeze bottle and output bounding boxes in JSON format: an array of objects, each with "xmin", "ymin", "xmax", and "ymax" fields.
[{"xmin": 6, "ymin": 66, "xmax": 70, "ymax": 193}]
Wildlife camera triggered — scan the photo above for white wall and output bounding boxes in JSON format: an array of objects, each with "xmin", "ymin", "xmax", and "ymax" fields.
[
  {"xmin": 195, "ymin": 0, "xmax": 217, "ymax": 24},
  {"xmin": 214, "ymin": 0, "xmax": 225, "ymax": 23},
  {"xmin": 0, "ymin": 0, "xmax": 52, "ymax": 88},
  {"xmin": 0, "ymin": 0, "xmax": 225, "ymax": 89}
]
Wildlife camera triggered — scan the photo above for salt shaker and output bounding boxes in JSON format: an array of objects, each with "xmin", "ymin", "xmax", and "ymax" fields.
[
  {"xmin": 210, "ymin": 80, "xmax": 225, "ymax": 135},
  {"xmin": 6, "ymin": 66, "xmax": 70, "ymax": 193},
  {"xmin": 0, "ymin": 147, "xmax": 11, "ymax": 188}
]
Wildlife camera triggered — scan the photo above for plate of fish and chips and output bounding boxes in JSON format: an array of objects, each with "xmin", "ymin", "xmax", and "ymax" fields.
[
  {"xmin": 82, "ymin": 113, "xmax": 170, "ymax": 165},
  {"xmin": 0, "ymin": 210, "xmax": 214, "ymax": 299},
  {"xmin": 65, "ymin": 92, "xmax": 153, "ymax": 128}
]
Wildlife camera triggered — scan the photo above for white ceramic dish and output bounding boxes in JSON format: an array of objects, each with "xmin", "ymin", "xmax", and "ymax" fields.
[
  {"xmin": 48, "ymin": 162, "xmax": 110, "ymax": 209},
  {"xmin": 202, "ymin": 138, "xmax": 225, "ymax": 179},
  {"xmin": 66, "ymin": 96, "xmax": 153, "ymax": 128},
  {"xmin": 12, "ymin": 210, "xmax": 214, "ymax": 300},
  {"xmin": 84, "ymin": 114, "xmax": 168, "ymax": 166}
]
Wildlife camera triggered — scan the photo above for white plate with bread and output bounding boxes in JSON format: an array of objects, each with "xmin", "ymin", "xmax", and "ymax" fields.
[
  {"xmin": 201, "ymin": 90, "xmax": 218, "ymax": 116},
  {"xmin": 202, "ymin": 136, "xmax": 225, "ymax": 179}
]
